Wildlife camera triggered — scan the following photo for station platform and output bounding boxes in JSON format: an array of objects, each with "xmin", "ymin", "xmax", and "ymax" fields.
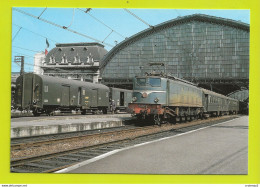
[
  {"xmin": 11, "ymin": 114, "xmax": 132, "ymax": 138},
  {"xmin": 11, "ymin": 110, "xmax": 81, "ymax": 118},
  {"xmin": 61, "ymin": 116, "xmax": 248, "ymax": 174}
]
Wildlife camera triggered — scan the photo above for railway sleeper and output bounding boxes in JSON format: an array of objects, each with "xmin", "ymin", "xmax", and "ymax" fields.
[
  {"xmin": 11, "ymin": 167, "xmax": 32, "ymax": 173},
  {"xmin": 57, "ymin": 156, "xmax": 82, "ymax": 162},
  {"xmin": 13, "ymin": 165, "xmax": 45, "ymax": 172},
  {"xmin": 84, "ymin": 150, "xmax": 109, "ymax": 155},
  {"xmin": 65, "ymin": 153, "xmax": 94, "ymax": 159},
  {"xmin": 39, "ymin": 159, "xmax": 69, "ymax": 166},
  {"xmin": 24, "ymin": 162, "xmax": 54, "ymax": 169}
]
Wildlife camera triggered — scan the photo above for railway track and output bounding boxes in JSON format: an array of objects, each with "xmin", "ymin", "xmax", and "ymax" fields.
[
  {"xmin": 11, "ymin": 124, "xmax": 137, "ymax": 148},
  {"xmin": 11, "ymin": 115, "xmax": 239, "ymax": 173}
]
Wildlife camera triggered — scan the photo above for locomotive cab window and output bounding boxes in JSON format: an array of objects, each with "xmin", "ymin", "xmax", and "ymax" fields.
[
  {"xmin": 136, "ymin": 78, "xmax": 161, "ymax": 87},
  {"xmin": 148, "ymin": 78, "xmax": 161, "ymax": 87},
  {"xmin": 136, "ymin": 78, "xmax": 146, "ymax": 86}
]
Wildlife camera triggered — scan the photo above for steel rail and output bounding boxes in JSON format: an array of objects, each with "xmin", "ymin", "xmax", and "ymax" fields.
[
  {"xmin": 11, "ymin": 115, "xmax": 238, "ymax": 169},
  {"xmin": 11, "ymin": 125, "xmax": 153, "ymax": 151}
]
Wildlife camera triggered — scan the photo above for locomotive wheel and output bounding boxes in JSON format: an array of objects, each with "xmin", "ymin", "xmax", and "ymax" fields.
[
  {"xmin": 179, "ymin": 116, "xmax": 183, "ymax": 123},
  {"xmin": 32, "ymin": 109, "xmax": 40, "ymax": 117},
  {"xmin": 81, "ymin": 110, "xmax": 86, "ymax": 115},
  {"xmin": 188, "ymin": 115, "xmax": 192, "ymax": 122},
  {"xmin": 170, "ymin": 116, "xmax": 177, "ymax": 124},
  {"xmin": 184, "ymin": 115, "xmax": 188, "ymax": 122},
  {"xmin": 46, "ymin": 110, "xmax": 54, "ymax": 116},
  {"xmin": 102, "ymin": 108, "xmax": 107, "ymax": 114},
  {"xmin": 154, "ymin": 114, "xmax": 161, "ymax": 126}
]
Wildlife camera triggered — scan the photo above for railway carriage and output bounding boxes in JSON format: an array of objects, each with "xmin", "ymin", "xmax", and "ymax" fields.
[
  {"xmin": 201, "ymin": 89, "xmax": 239, "ymax": 116},
  {"xmin": 202, "ymin": 89, "xmax": 228, "ymax": 116},
  {"xmin": 228, "ymin": 99, "xmax": 240, "ymax": 114},
  {"xmin": 109, "ymin": 87, "xmax": 133, "ymax": 112}
]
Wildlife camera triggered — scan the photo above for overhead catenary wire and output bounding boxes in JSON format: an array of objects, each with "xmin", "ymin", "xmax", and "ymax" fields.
[
  {"xmin": 77, "ymin": 8, "xmax": 126, "ymax": 39},
  {"xmin": 12, "ymin": 23, "xmax": 59, "ymax": 43},
  {"xmin": 13, "ymin": 61, "xmax": 21, "ymax": 67},
  {"xmin": 13, "ymin": 8, "xmax": 152, "ymax": 64},
  {"xmin": 63, "ymin": 8, "xmax": 75, "ymax": 29},
  {"xmin": 12, "ymin": 51, "xmax": 99, "ymax": 74},
  {"xmin": 102, "ymin": 30, "xmax": 114, "ymax": 43},
  {"xmin": 13, "ymin": 8, "xmax": 159, "ymax": 73},
  {"xmin": 12, "ymin": 27, "xmax": 22, "ymax": 42},
  {"xmin": 12, "ymin": 51, "xmax": 35, "ymax": 59},
  {"xmin": 12, "ymin": 59, "xmax": 72, "ymax": 74},
  {"xmin": 12, "ymin": 51, "xmax": 69, "ymax": 73},
  {"xmin": 124, "ymin": 9, "xmax": 153, "ymax": 28},
  {"xmin": 38, "ymin": 7, "xmax": 47, "ymax": 19},
  {"xmin": 13, "ymin": 8, "xmax": 114, "ymax": 48},
  {"xmin": 13, "ymin": 46, "xmax": 41, "ymax": 53}
]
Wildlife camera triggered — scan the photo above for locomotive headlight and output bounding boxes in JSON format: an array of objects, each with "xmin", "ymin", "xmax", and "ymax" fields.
[
  {"xmin": 154, "ymin": 97, "xmax": 159, "ymax": 103},
  {"xmin": 142, "ymin": 92, "xmax": 148, "ymax": 98},
  {"xmin": 132, "ymin": 97, "xmax": 137, "ymax": 102}
]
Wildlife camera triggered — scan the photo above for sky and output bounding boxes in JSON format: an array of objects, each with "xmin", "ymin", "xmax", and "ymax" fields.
[{"xmin": 11, "ymin": 8, "xmax": 250, "ymax": 72}]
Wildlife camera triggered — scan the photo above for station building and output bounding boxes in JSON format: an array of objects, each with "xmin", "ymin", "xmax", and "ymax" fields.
[
  {"xmin": 42, "ymin": 42, "xmax": 108, "ymax": 83},
  {"xmin": 100, "ymin": 14, "xmax": 249, "ymax": 97}
]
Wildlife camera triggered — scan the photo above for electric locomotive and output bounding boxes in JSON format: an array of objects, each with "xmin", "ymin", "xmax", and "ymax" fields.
[
  {"xmin": 128, "ymin": 72, "xmax": 239, "ymax": 125},
  {"xmin": 128, "ymin": 73, "xmax": 204, "ymax": 125}
]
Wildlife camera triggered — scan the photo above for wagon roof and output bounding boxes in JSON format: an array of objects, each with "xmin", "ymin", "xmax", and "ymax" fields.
[
  {"xmin": 26, "ymin": 73, "xmax": 109, "ymax": 90},
  {"xmin": 110, "ymin": 87, "xmax": 133, "ymax": 92},
  {"xmin": 136, "ymin": 73, "xmax": 197, "ymax": 87},
  {"xmin": 201, "ymin": 88, "xmax": 237, "ymax": 101}
]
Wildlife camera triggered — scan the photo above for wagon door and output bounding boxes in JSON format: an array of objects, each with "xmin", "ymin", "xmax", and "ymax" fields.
[
  {"xmin": 77, "ymin": 87, "xmax": 82, "ymax": 106},
  {"xmin": 22, "ymin": 74, "xmax": 33, "ymax": 108},
  {"xmin": 61, "ymin": 85, "xmax": 70, "ymax": 106},
  {"xmin": 204, "ymin": 94, "xmax": 209, "ymax": 112},
  {"xmin": 120, "ymin": 92, "xmax": 124, "ymax": 106},
  {"xmin": 91, "ymin": 89, "xmax": 98, "ymax": 107}
]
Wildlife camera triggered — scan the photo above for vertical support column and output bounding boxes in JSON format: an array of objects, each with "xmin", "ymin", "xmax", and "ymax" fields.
[
  {"xmin": 14, "ymin": 56, "xmax": 24, "ymax": 75},
  {"xmin": 20, "ymin": 56, "xmax": 24, "ymax": 75}
]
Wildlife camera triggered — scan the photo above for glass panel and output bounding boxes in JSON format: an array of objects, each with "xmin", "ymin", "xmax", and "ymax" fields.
[
  {"xmin": 149, "ymin": 78, "xmax": 161, "ymax": 87},
  {"xmin": 136, "ymin": 78, "xmax": 146, "ymax": 86}
]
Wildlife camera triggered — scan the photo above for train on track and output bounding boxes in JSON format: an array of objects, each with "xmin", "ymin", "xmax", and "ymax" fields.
[
  {"xmin": 127, "ymin": 73, "xmax": 239, "ymax": 125},
  {"xmin": 14, "ymin": 73, "xmax": 132, "ymax": 116}
]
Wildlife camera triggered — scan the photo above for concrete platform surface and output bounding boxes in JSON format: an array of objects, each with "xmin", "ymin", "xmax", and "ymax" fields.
[
  {"xmin": 63, "ymin": 116, "xmax": 248, "ymax": 174},
  {"xmin": 11, "ymin": 114, "xmax": 132, "ymax": 138}
]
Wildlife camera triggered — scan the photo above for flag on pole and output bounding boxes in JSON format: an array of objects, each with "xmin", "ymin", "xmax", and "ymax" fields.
[{"xmin": 45, "ymin": 38, "xmax": 49, "ymax": 56}]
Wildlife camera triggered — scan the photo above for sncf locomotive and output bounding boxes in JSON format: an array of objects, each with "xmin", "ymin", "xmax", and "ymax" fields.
[
  {"xmin": 128, "ymin": 73, "xmax": 239, "ymax": 125},
  {"xmin": 14, "ymin": 73, "xmax": 132, "ymax": 116}
]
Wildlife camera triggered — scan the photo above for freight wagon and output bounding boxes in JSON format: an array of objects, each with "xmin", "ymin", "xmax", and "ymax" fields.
[
  {"xmin": 109, "ymin": 87, "xmax": 133, "ymax": 113},
  {"xmin": 15, "ymin": 73, "xmax": 131, "ymax": 116}
]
